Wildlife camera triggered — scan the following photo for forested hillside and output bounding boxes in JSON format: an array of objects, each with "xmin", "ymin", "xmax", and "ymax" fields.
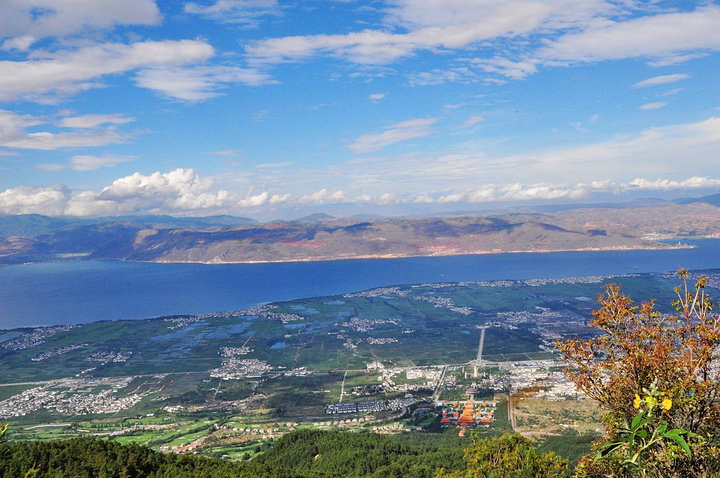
[{"xmin": 0, "ymin": 431, "xmax": 466, "ymax": 478}]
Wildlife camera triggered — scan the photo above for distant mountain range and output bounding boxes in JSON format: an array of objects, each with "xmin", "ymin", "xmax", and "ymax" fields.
[
  {"xmin": 1, "ymin": 200, "xmax": 720, "ymax": 265},
  {"xmin": 676, "ymin": 192, "xmax": 720, "ymax": 207}
]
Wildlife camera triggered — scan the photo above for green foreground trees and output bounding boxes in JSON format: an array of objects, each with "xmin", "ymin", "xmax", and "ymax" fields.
[{"xmin": 437, "ymin": 433, "xmax": 567, "ymax": 478}]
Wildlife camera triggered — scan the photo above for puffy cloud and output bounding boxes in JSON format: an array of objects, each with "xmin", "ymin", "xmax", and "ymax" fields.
[
  {"xmin": 0, "ymin": 40, "xmax": 214, "ymax": 102},
  {"xmin": 377, "ymin": 193, "xmax": 401, "ymax": 205},
  {"xmin": 5, "ymin": 168, "xmax": 720, "ymax": 217},
  {"xmin": 348, "ymin": 117, "xmax": 438, "ymax": 154},
  {"xmin": 429, "ymin": 183, "xmax": 591, "ymax": 204},
  {"xmin": 632, "ymin": 74, "xmax": 689, "ymax": 89},
  {"xmin": 65, "ymin": 169, "xmax": 271, "ymax": 215},
  {"xmin": 0, "ymin": 184, "xmax": 70, "ymax": 216},
  {"xmin": 0, "ymin": 168, "xmax": 284, "ymax": 217},
  {"xmin": 298, "ymin": 188, "xmax": 347, "ymax": 204},
  {"xmin": 400, "ymin": 177, "xmax": 720, "ymax": 205},
  {"xmin": 269, "ymin": 193, "xmax": 290, "ymax": 204},
  {"xmin": 97, "ymin": 169, "xmax": 215, "ymax": 201},
  {"xmin": 0, "ymin": 0, "xmax": 161, "ymax": 45},
  {"xmin": 628, "ymin": 177, "xmax": 720, "ymax": 190}
]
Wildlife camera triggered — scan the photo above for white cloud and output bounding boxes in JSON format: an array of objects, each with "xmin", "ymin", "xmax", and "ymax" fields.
[
  {"xmin": 3, "ymin": 131, "xmax": 127, "ymax": 150},
  {"xmin": 66, "ymin": 168, "xmax": 271, "ymax": 216},
  {"xmin": 377, "ymin": 193, "xmax": 400, "ymax": 205},
  {"xmin": 460, "ymin": 115, "xmax": 485, "ymax": 128},
  {"xmin": 470, "ymin": 58, "xmax": 538, "ymax": 80},
  {"xmin": 632, "ymin": 74, "xmax": 689, "ymax": 89},
  {"xmin": 368, "ymin": 93, "xmax": 385, "ymax": 101},
  {"xmin": 245, "ymin": 3, "xmax": 559, "ymax": 66},
  {"xmin": 134, "ymin": 65, "xmax": 274, "ymax": 101},
  {"xmin": 640, "ymin": 102, "xmax": 666, "ymax": 111},
  {"xmin": 537, "ymin": 5, "xmax": 720, "ymax": 64},
  {"xmin": 407, "ymin": 67, "xmax": 476, "ymax": 86},
  {"xmin": 317, "ymin": 117, "xmax": 720, "ymax": 199},
  {"xmin": 0, "ymin": 109, "xmax": 130, "ymax": 151},
  {"xmin": 400, "ymin": 177, "xmax": 720, "ymax": 205},
  {"xmin": 298, "ymin": 188, "xmax": 347, "ymax": 204},
  {"xmin": 256, "ymin": 162, "xmax": 293, "ymax": 169},
  {"xmin": 0, "ymin": 110, "xmax": 46, "ymax": 139},
  {"xmin": 661, "ymin": 88, "xmax": 684, "ymax": 97},
  {"xmin": 184, "ymin": 0, "xmax": 279, "ymax": 27},
  {"xmin": 236, "ymin": 1, "xmax": 720, "ymax": 92},
  {"xmin": 57, "ymin": 114, "xmax": 135, "ymax": 129},
  {"xmin": 211, "ymin": 149, "xmax": 242, "ymax": 157},
  {"xmin": 1, "ymin": 36, "xmax": 36, "ymax": 52},
  {"xmin": 0, "ymin": 0, "xmax": 161, "ymax": 45},
  {"xmin": 628, "ymin": 177, "xmax": 720, "ymax": 190},
  {"xmin": 269, "ymin": 193, "xmax": 290, "ymax": 204},
  {"xmin": 348, "ymin": 117, "xmax": 438, "ymax": 154},
  {"xmin": 325, "ymin": 4, "xmax": 720, "ymax": 83},
  {"xmin": 424, "ymin": 183, "xmax": 591, "ymax": 204},
  {"xmin": 37, "ymin": 154, "xmax": 136, "ymax": 172},
  {"xmin": 0, "ymin": 168, "xmax": 286, "ymax": 217},
  {"xmin": 383, "ymin": 0, "xmax": 617, "ymax": 31},
  {"xmin": 0, "ymin": 184, "xmax": 70, "ymax": 216},
  {"xmin": 0, "ymin": 40, "xmax": 214, "ymax": 102}
]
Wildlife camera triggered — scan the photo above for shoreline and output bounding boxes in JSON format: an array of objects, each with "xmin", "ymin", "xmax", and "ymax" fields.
[
  {"xmin": 1, "ymin": 241, "xmax": 696, "ymax": 267},
  {"xmin": 155, "ymin": 242, "xmax": 695, "ymax": 266}
]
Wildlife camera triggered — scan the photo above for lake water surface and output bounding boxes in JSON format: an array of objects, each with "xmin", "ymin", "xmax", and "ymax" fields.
[{"xmin": 1, "ymin": 239, "xmax": 719, "ymax": 328}]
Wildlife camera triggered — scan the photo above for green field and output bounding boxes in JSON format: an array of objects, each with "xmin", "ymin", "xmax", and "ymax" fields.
[{"xmin": 0, "ymin": 269, "xmax": 713, "ymax": 454}]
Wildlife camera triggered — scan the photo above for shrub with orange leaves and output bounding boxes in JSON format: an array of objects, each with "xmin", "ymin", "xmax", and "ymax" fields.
[{"xmin": 558, "ymin": 270, "xmax": 720, "ymax": 477}]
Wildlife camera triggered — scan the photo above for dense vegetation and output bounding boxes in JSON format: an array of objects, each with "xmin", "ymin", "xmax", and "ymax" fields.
[
  {"xmin": 0, "ymin": 437, "xmax": 295, "ymax": 477},
  {"xmin": 0, "ymin": 430, "xmax": 468, "ymax": 478},
  {"xmin": 257, "ymin": 429, "xmax": 464, "ymax": 477},
  {"xmin": 0, "ymin": 429, "xmax": 596, "ymax": 477}
]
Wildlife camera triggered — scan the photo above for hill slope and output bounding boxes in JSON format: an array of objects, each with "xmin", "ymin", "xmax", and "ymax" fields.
[{"xmin": 2, "ymin": 203, "xmax": 720, "ymax": 265}]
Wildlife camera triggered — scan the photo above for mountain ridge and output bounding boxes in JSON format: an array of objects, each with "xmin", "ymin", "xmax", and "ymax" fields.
[{"xmin": 1, "ymin": 202, "xmax": 719, "ymax": 265}]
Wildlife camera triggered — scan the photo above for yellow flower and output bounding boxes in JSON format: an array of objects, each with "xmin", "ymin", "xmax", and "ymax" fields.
[
  {"xmin": 634, "ymin": 394, "xmax": 642, "ymax": 409},
  {"xmin": 661, "ymin": 398, "xmax": 672, "ymax": 411},
  {"xmin": 645, "ymin": 396, "xmax": 658, "ymax": 408}
]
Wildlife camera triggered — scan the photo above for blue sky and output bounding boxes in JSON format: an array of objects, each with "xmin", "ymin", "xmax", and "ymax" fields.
[{"xmin": 1, "ymin": 0, "xmax": 720, "ymax": 220}]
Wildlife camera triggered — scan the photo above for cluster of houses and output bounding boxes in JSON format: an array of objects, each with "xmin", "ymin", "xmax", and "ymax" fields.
[
  {"xmin": 438, "ymin": 399, "xmax": 497, "ymax": 436},
  {"xmin": 325, "ymin": 396, "xmax": 420, "ymax": 415}
]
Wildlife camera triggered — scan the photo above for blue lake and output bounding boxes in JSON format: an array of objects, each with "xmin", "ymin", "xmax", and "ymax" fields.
[{"xmin": 1, "ymin": 239, "xmax": 720, "ymax": 328}]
